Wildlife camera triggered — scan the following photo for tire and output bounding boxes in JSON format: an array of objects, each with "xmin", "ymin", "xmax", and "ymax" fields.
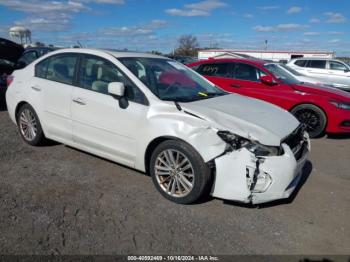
[
  {"xmin": 150, "ymin": 140, "xmax": 212, "ymax": 204},
  {"xmin": 291, "ymin": 104, "xmax": 327, "ymax": 138},
  {"xmin": 16, "ymin": 103, "xmax": 46, "ymax": 146}
]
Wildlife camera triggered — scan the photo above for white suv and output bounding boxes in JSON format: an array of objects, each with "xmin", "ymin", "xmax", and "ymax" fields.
[
  {"xmin": 287, "ymin": 58, "xmax": 350, "ymax": 91},
  {"xmin": 6, "ymin": 48, "xmax": 309, "ymax": 205}
]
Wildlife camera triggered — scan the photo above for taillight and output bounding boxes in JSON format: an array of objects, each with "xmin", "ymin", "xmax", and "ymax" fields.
[{"xmin": 6, "ymin": 75, "xmax": 14, "ymax": 87}]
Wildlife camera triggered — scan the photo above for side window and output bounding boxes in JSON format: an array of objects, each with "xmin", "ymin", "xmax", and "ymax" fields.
[
  {"xmin": 329, "ymin": 61, "xmax": 347, "ymax": 71},
  {"xmin": 46, "ymin": 54, "xmax": 77, "ymax": 85},
  {"xmin": 306, "ymin": 60, "xmax": 326, "ymax": 69},
  {"xmin": 294, "ymin": 60, "xmax": 306, "ymax": 67},
  {"xmin": 35, "ymin": 58, "xmax": 50, "ymax": 78},
  {"xmin": 197, "ymin": 63, "xmax": 230, "ymax": 77},
  {"xmin": 79, "ymin": 55, "xmax": 147, "ymax": 104},
  {"xmin": 233, "ymin": 63, "xmax": 266, "ymax": 82}
]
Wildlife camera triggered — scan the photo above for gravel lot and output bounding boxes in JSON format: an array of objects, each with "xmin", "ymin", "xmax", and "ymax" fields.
[{"xmin": 0, "ymin": 107, "xmax": 349, "ymax": 255}]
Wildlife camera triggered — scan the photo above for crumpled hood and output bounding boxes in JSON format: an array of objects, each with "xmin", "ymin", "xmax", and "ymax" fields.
[
  {"xmin": 0, "ymin": 38, "xmax": 24, "ymax": 63},
  {"xmin": 180, "ymin": 94, "xmax": 299, "ymax": 146},
  {"xmin": 291, "ymin": 83, "xmax": 350, "ymax": 100}
]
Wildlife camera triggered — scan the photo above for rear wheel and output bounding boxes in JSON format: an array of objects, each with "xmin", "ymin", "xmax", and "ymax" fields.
[
  {"xmin": 150, "ymin": 140, "xmax": 212, "ymax": 204},
  {"xmin": 16, "ymin": 104, "xmax": 46, "ymax": 146},
  {"xmin": 291, "ymin": 104, "xmax": 327, "ymax": 138}
]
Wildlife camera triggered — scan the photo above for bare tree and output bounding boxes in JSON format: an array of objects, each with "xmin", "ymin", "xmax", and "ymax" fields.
[{"xmin": 174, "ymin": 34, "xmax": 199, "ymax": 57}]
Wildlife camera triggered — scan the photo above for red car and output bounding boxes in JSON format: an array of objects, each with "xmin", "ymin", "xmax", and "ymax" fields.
[{"xmin": 188, "ymin": 58, "xmax": 350, "ymax": 138}]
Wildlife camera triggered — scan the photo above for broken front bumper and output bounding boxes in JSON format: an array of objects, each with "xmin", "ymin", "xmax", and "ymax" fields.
[{"xmin": 211, "ymin": 141, "xmax": 310, "ymax": 204}]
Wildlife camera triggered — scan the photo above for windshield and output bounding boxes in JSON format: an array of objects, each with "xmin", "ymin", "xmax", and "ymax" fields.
[
  {"xmin": 264, "ymin": 63, "xmax": 301, "ymax": 85},
  {"xmin": 118, "ymin": 57, "xmax": 227, "ymax": 102}
]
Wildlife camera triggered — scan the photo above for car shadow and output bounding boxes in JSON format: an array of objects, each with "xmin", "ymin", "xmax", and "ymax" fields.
[
  {"xmin": 222, "ymin": 160, "xmax": 313, "ymax": 209},
  {"xmin": 0, "ymin": 89, "xmax": 7, "ymax": 111},
  {"xmin": 46, "ymin": 144, "xmax": 314, "ymax": 207},
  {"xmin": 326, "ymin": 133, "xmax": 350, "ymax": 139},
  {"xmin": 64, "ymin": 145, "xmax": 148, "ymax": 177}
]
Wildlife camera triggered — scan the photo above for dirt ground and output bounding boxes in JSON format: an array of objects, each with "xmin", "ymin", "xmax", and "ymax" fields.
[{"xmin": 0, "ymin": 109, "xmax": 349, "ymax": 255}]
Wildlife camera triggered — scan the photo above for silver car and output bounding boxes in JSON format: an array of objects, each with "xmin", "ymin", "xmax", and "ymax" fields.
[{"xmin": 287, "ymin": 58, "xmax": 350, "ymax": 91}]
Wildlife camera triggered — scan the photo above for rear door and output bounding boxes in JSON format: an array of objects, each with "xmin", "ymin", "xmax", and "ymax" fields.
[
  {"xmin": 303, "ymin": 60, "xmax": 328, "ymax": 81},
  {"xmin": 33, "ymin": 53, "xmax": 77, "ymax": 143}
]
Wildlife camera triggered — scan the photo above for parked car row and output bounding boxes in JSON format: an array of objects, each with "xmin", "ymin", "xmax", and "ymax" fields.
[
  {"xmin": 6, "ymin": 48, "xmax": 310, "ymax": 205},
  {"xmin": 188, "ymin": 58, "xmax": 350, "ymax": 138}
]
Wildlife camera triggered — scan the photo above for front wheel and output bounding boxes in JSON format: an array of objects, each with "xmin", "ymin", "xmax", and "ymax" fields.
[
  {"xmin": 291, "ymin": 104, "xmax": 327, "ymax": 138},
  {"xmin": 150, "ymin": 140, "xmax": 212, "ymax": 204}
]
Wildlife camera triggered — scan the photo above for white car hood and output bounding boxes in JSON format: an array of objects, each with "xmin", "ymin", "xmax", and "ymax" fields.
[{"xmin": 180, "ymin": 94, "xmax": 299, "ymax": 146}]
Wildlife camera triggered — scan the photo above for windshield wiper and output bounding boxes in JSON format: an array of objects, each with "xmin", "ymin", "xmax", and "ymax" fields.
[
  {"xmin": 194, "ymin": 92, "xmax": 226, "ymax": 100},
  {"xmin": 162, "ymin": 97, "xmax": 197, "ymax": 102}
]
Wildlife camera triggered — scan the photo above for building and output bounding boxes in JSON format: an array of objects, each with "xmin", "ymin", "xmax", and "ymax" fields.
[
  {"xmin": 198, "ymin": 49, "xmax": 335, "ymax": 62},
  {"xmin": 9, "ymin": 26, "xmax": 31, "ymax": 46}
]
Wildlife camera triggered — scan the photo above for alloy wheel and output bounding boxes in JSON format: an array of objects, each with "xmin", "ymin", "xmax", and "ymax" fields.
[
  {"xmin": 19, "ymin": 109, "xmax": 38, "ymax": 141},
  {"xmin": 154, "ymin": 149, "xmax": 195, "ymax": 198},
  {"xmin": 294, "ymin": 109, "xmax": 321, "ymax": 133}
]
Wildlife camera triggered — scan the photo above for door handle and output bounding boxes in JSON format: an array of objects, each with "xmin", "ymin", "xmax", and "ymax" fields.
[
  {"xmin": 72, "ymin": 98, "xmax": 86, "ymax": 105},
  {"xmin": 230, "ymin": 83, "xmax": 241, "ymax": 88},
  {"xmin": 31, "ymin": 86, "xmax": 41, "ymax": 91}
]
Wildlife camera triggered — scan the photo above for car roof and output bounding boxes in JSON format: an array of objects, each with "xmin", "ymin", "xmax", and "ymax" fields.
[
  {"xmin": 25, "ymin": 47, "xmax": 58, "ymax": 51},
  {"xmin": 292, "ymin": 57, "xmax": 334, "ymax": 61},
  {"xmin": 47, "ymin": 48, "xmax": 167, "ymax": 59},
  {"xmin": 188, "ymin": 58, "xmax": 267, "ymax": 67}
]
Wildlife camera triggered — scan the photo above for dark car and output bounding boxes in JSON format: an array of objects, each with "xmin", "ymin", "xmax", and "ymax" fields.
[
  {"xmin": 16, "ymin": 46, "xmax": 57, "ymax": 68},
  {"xmin": 0, "ymin": 38, "xmax": 24, "ymax": 86},
  {"xmin": 0, "ymin": 38, "xmax": 24, "ymax": 108}
]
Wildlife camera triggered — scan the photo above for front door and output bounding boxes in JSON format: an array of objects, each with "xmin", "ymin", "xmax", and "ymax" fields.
[
  {"xmin": 71, "ymin": 54, "xmax": 149, "ymax": 167},
  {"xmin": 328, "ymin": 60, "xmax": 350, "ymax": 87}
]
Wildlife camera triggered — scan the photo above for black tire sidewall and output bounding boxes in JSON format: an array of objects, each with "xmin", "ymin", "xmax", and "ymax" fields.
[
  {"xmin": 291, "ymin": 104, "xmax": 327, "ymax": 138},
  {"xmin": 150, "ymin": 140, "xmax": 211, "ymax": 204},
  {"xmin": 16, "ymin": 104, "xmax": 45, "ymax": 146}
]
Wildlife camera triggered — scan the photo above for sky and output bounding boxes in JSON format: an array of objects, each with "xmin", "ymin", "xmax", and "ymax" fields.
[{"xmin": 0, "ymin": 0, "xmax": 349, "ymax": 56}]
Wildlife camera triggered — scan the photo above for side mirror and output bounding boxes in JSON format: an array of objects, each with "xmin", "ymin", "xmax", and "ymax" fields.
[
  {"xmin": 344, "ymin": 69, "xmax": 350, "ymax": 73},
  {"xmin": 108, "ymin": 82, "xmax": 129, "ymax": 109},
  {"xmin": 260, "ymin": 75, "xmax": 277, "ymax": 86},
  {"xmin": 108, "ymin": 82, "xmax": 125, "ymax": 97}
]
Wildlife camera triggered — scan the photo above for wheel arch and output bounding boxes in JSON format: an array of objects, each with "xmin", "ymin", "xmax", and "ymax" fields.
[
  {"xmin": 289, "ymin": 102, "xmax": 328, "ymax": 122},
  {"xmin": 289, "ymin": 102, "xmax": 329, "ymax": 134},
  {"xmin": 15, "ymin": 101, "xmax": 30, "ymax": 121},
  {"xmin": 144, "ymin": 136, "xmax": 185, "ymax": 175}
]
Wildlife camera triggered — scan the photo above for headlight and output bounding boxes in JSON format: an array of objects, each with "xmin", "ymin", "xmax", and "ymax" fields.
[
  {"xmin": 330, "ymin": 100, "xmax": 350, "ymax": 110},
  {"xmin": 217, "ymin": 131, "xmax": 281, "ymax": 156}
]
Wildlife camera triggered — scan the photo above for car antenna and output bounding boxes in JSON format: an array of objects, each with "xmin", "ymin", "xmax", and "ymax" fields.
[{"xmin": 174, "ymin": 101, "xmax": 182, "ymax": 111}]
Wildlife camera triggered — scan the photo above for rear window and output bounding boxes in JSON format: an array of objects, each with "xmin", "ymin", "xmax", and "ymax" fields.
[
  {"xmin": 306, "ymin": 60, "xmax": 326, "ymax": 69},
  {"xmin": 197, "ymin": 63, "xmax": 230, "ymax": 77},
  {"xmin": 294, "ymin": 60, "xmax": 306, "ymax": 67},
  {"xmin": 35, "ymin": 58, "xmax": 50, "ymax": 78}
]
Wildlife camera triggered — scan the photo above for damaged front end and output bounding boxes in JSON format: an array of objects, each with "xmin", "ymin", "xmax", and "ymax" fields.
[{"xmin": 210, "ymin": 125, "xmax": 310, "ymax": 204}]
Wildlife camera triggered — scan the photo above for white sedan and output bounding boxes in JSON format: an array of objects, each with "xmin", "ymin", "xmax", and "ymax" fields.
[{"xmin": 6, "ymin": 48, "xmax": 310, "ymax": 204}]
